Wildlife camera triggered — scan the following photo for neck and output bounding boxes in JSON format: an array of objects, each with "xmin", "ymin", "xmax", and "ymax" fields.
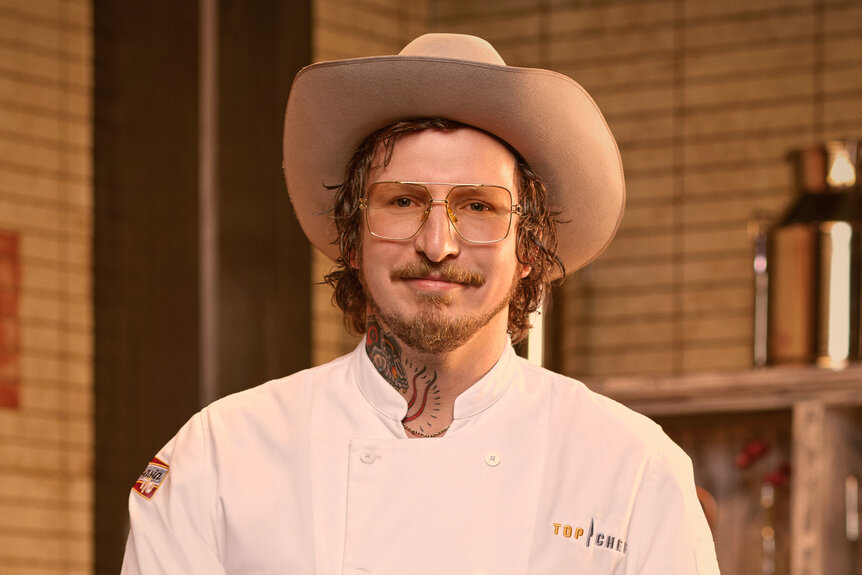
[{"xmin": 364, "ymin": 314, "xmax": 508, "ymax": 438}]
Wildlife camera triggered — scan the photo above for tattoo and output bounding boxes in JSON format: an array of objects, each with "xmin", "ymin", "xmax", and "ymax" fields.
[
  {"xmin": 403, "ymin": 368, "xmax": 438, "ymax": 423},
  {"xmin": 366, "ymin": 317, "xmax": 408, "ymax": 391},
  {"xmin": 365, "ymin": 316, "xmax": 442, "ymax": 430}
]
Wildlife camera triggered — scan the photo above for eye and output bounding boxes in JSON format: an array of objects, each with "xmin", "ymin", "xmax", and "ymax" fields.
[
  {"xmin": 393, "ymin": 196, "xmax": 416, "ymax": 208},
  {"xmin": 467, "ymin": 201, "xmax": 491, "ymax": 212}
]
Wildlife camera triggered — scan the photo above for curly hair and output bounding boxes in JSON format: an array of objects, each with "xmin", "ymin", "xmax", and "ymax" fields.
[{"xmin": 324, "ymin": 118, "xmax": 564, "ymax": 344}]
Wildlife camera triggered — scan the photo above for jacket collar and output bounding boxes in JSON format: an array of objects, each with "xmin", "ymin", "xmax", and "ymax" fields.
[{"xmin": 351, "ymin": 338, "xmax": 516, "ymax": 425}]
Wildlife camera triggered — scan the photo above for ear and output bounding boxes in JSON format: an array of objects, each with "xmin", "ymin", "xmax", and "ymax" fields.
[{"xmin": 519, "ymin": 263, "xmax": 532, "ymax": 279}]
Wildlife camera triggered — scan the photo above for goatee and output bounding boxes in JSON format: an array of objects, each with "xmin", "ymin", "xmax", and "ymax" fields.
[{"xmin": 364, "ymin": 261, "xmax": 520, "ymax": 354}]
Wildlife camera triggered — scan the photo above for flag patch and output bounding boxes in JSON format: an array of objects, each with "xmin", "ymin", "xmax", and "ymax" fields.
[{"xmin": 133, "ymin": 457, "xmax": 169, "ymax": 500}]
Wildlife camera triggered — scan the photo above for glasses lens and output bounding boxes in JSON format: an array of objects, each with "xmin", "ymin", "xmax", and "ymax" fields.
[
  {"xmin": 365, "ymin": 182, "xmax": 515, "ymax": 243},
  {"xmin": 447, "ymin": 185, "xmax": 513, "ymax": 242},
  {"xmin": 366, "ymin": 182, "xmax": 429, "ymax": 240}
]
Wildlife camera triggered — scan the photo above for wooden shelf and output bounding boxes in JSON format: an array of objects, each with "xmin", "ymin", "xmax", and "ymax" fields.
[
  {"xmin": 586, "ymin": 363, "xmax": 862, "ymax": 416},
  {"xmin": 586, "ymin": 362, "xmax": 862, "ymax": 575}
]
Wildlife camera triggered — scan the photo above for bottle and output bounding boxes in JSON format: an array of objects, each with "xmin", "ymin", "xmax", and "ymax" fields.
[{"xmin": 768, "ymin": 139, "xmax": 862, "ymax": 368}]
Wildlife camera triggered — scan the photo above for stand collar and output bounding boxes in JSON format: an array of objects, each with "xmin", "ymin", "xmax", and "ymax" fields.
[{"xmin": 351, "ymin": 338, "xmax": 516, "ymax": 424}]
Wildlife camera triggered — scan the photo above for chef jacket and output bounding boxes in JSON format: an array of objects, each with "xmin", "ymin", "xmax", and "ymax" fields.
[{"xmin": 122, "ymin": 341, "xmax": 720, "ymax": 574}]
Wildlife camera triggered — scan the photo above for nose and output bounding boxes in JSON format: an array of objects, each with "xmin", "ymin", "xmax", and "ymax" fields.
[{"xmin": 415, "ymin": 200, "xmax": 460, "ymax": 262}]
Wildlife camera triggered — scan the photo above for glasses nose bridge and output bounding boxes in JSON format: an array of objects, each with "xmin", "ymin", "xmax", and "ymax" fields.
[{"xmin": 423, "ymin": 194, "xmax": 458, "ymax": 225}]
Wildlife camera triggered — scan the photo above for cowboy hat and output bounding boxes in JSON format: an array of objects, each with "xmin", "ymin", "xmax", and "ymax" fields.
[{"xmin": 283, "ymin": 33, "xmax": 625, "ymax": 273}]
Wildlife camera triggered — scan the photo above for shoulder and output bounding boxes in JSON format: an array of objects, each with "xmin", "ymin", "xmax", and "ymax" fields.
[
  {"xmin": 206, "ymin": 352, "xmax": 353, "ymax": 416},
  {"xmin": 514, "ymin": 357, "xmax": 674, "ymax": 454},
  {"xmin": 186, "ymin": 351, "xmax": 356, "ymax": 447}
]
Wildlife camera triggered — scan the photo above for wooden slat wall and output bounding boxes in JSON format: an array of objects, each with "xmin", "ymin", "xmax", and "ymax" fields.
[{"xmin": 0, "ymin": 1, "xmax": 93, "ymax": 574}]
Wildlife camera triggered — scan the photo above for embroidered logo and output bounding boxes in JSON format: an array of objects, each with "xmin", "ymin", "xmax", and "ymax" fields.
[
  {"xmin": 133, "ymin": 457, "xmax": 169, "ymax": 500},
  {"xmin": 552, "ymin": 518, "xmax": 628, "ymax": 555}
]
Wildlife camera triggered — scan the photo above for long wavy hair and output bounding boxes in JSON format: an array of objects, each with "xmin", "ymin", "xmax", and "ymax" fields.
[{"xmin": 323, "ymin": 118, "xmax": 564, "ymax": 344}]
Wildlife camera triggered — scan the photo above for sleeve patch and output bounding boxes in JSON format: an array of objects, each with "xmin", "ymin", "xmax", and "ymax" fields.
[{"xmin": 132, "ymin": 457, "xmax": 169, "ymax": 500}]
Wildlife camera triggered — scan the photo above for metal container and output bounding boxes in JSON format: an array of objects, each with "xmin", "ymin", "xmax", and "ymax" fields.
[{"xmin": 768, "ymin": 140, "xmax": 862, "ymax": 369}]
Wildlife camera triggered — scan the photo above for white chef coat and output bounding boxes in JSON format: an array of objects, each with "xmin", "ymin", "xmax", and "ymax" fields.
[{"xmin": 122, "ymin": 341, "xmax": 720, "ymax": 574}]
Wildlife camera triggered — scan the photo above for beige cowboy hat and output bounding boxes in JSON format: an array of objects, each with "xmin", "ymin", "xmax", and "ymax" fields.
[{"xmin": 283, "ymin": 33, "xmax": 625, "ymax": 273}]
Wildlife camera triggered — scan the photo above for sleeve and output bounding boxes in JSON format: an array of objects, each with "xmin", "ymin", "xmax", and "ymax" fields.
[
  {"xmin": 121, "ymin": 410, "xmax": 227, "ymax": 575},
  {"xmin": 626, "ymin": 440, "xmax": 721, "ymax": 575}
]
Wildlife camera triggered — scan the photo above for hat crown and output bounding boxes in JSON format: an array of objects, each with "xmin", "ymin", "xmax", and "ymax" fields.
[{"xmin": 398, "ymin": 33, "xmax": 507, "ymax": 66}]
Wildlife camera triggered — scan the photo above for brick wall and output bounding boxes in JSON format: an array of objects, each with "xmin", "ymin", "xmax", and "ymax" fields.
[{"xmin": 0, "ymin": 1, "xmax": 93, "ymax": 574}]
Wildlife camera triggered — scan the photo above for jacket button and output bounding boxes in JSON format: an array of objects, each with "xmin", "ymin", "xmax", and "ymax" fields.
[
  {"xmin": 360, "ymin": 449, "xmax": 377, "ymax": 464},
  {"xmin": 484, "ymin": 452, "xmax": 501, "ymax": 467}
]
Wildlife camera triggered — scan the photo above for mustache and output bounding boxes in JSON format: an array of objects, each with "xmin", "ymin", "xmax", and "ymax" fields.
[{"xmin": 391, "ymin": 262, "xmax": 485, "ymax": 287}]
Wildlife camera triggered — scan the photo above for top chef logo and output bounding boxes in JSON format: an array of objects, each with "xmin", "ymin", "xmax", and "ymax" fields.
[{"xmin": 552, "ymin": 518, "xmax": 628, "ymax": 555}]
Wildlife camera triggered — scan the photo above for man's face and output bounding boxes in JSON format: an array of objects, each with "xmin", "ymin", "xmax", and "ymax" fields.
[{"xmin": 356, "ymin": 127, "xmax": 530, "ymax": 354}]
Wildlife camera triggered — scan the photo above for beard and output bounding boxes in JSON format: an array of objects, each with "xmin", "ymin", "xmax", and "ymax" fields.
[{"xmin": 362, "ymin": 260, "xmax": 520, "ymax": 355}]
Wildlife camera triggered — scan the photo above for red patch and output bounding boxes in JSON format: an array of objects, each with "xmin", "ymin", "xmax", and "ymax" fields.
[
  {"xmin": 133, "ymin": 457, "xmax": 169, "ymax": 500},
  {"xmin": 0, "ymin": 231, "xmax": 20, "ymax": 409}
]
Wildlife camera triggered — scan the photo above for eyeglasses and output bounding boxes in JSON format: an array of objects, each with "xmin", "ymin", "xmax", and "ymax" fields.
[{"xmin": 359, "ymin": 181, "xmax": 523, "ymax": 244}]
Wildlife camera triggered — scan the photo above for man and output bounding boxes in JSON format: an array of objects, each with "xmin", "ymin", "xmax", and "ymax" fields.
[{"xmin": 122, "ymin": 34, "xmax": 720, "ymax": 574}]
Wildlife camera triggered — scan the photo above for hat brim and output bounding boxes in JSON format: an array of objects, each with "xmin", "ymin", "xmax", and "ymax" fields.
[{"xmin": 283, "ymin": 55, "xmax": 625, "ymax": 273}]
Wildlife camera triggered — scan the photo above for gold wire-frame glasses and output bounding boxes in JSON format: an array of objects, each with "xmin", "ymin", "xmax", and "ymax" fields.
[{"xmin": 359, "ymin": 181, "xmax": 523, "ymax": 244}]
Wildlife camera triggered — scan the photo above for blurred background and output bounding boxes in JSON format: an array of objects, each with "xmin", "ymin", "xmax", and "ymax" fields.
[{"xmin": 1, "ymin": 0, "xmax": 861, "ymax": 573}]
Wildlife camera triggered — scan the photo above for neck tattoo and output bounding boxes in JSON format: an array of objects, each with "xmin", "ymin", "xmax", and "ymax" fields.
[{"xmin": 366, "ymin": 317, "xmax": 445, "ymax": 437}]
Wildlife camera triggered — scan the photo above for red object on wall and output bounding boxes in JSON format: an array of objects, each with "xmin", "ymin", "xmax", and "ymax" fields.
[{"xmin": 0, "ymin": 230, "xmax": 20, "ymax": 408}]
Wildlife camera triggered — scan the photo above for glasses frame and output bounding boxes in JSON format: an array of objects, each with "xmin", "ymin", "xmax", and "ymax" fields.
[{"xmin": 359, "ymin": 181, "xmax": 524, "ymax": 244}]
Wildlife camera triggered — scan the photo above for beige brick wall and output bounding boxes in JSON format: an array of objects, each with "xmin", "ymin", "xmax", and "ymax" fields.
[{"xmin": 0, "ymin": 1, "xmax": 93, "ymax": 573}]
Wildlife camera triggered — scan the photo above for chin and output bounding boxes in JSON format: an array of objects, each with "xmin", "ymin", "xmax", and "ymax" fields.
[{"xmin": 373, "ymin": 297, "xmax": 509, "ymax": 355}]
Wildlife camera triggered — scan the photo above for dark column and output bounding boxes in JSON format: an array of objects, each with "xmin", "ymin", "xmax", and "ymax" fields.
[
  {"xmin": 93, "ymin": 3, "xmax": 202, "ymax": 572},
  {"xmin": 93, "ymin": 2, "xmax": 312, "ymax": 572},
  {"xmin": 214, "ymin": 0, "xmax": 313, "ymax": 398}
]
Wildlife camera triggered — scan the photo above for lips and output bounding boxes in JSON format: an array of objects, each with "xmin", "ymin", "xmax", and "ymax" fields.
[{"xmin": 406, "ymin": 277, "xmax": 461, "ymax": 293}]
